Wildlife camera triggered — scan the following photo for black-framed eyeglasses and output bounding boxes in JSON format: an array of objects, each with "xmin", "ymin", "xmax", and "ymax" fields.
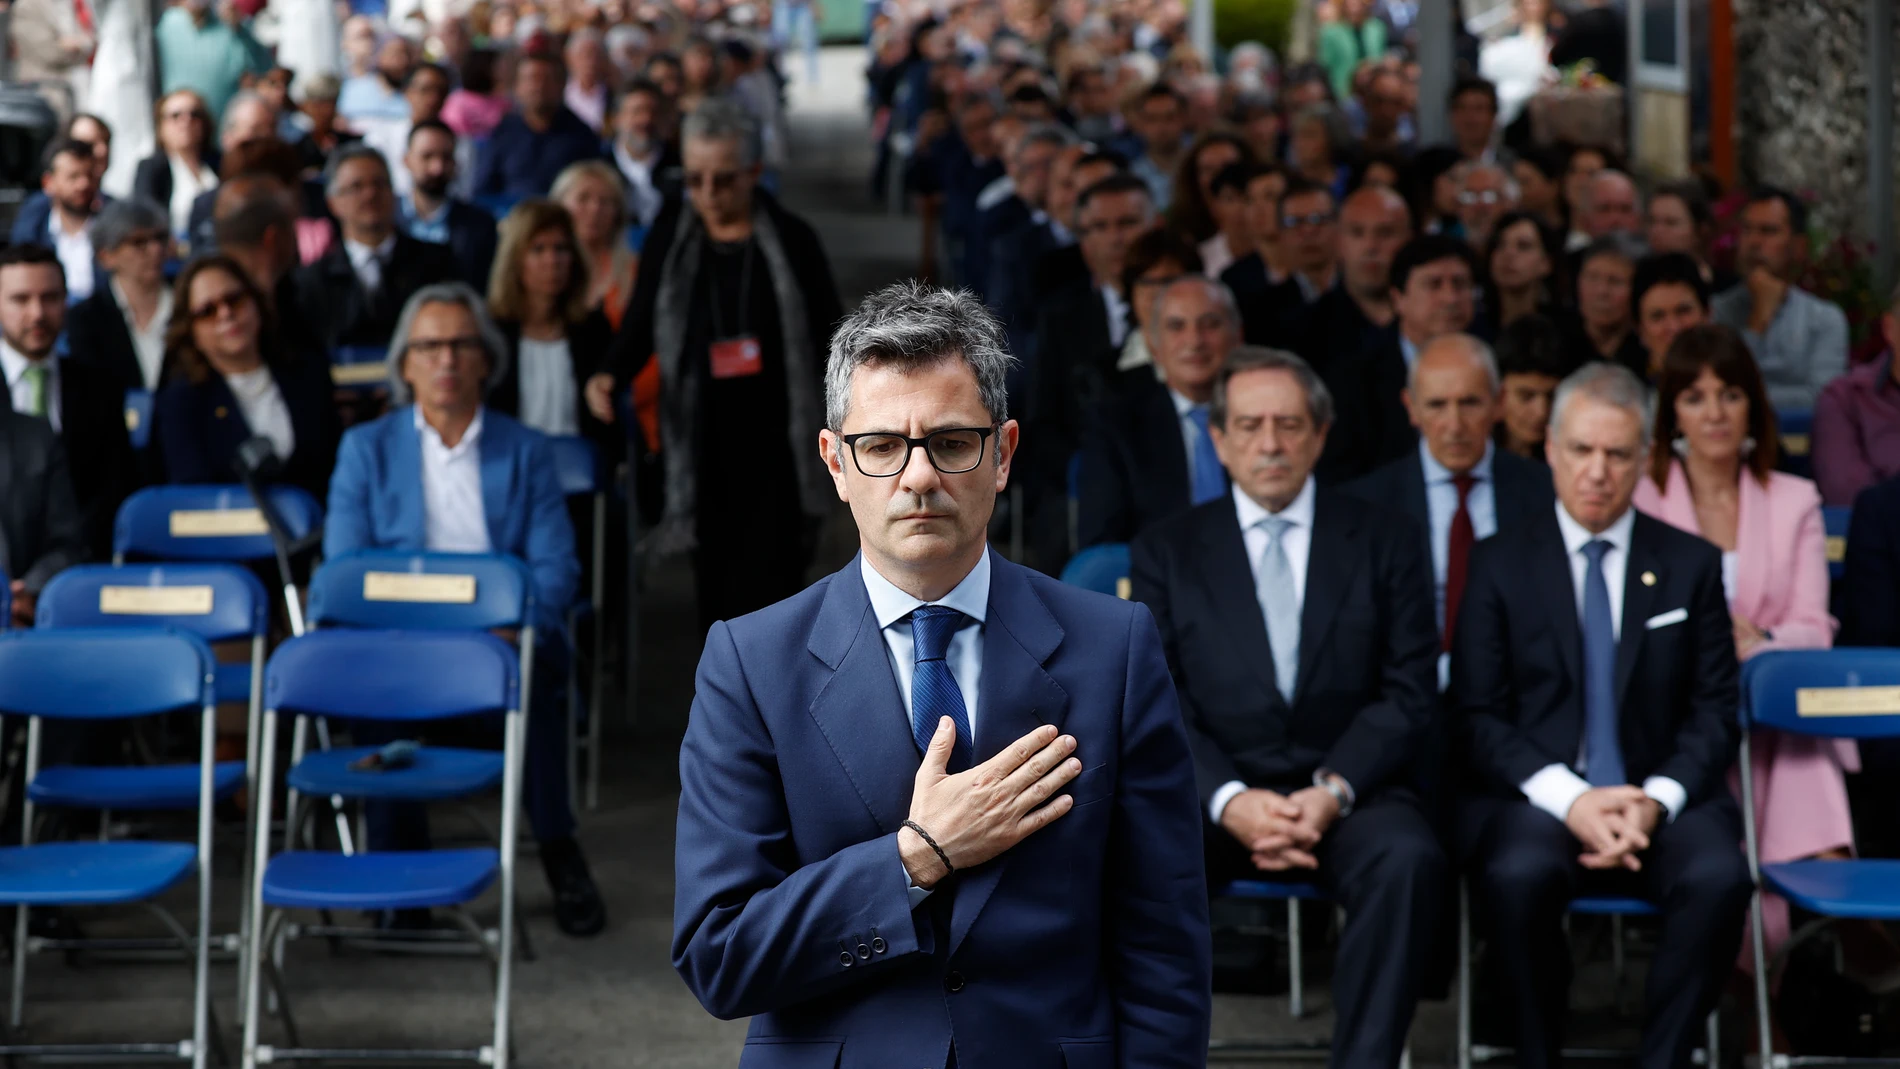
[{"xmin": 840, "ymin": 426, "xmax": 996, "ymax": 477}]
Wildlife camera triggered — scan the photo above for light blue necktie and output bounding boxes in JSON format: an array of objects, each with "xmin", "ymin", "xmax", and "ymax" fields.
[
  {"xmin": 1185, "ymin": 405, "xmax": 1226, "ymax": 505},
  {"xmin": 1256, "ymin": 516, "xmax": 1300, "ymax": 704},
  {"xmin": 909, "ymin": 605, "xmax": 973, "ymax": 773},
  {"xmin": 1581, "ymin": 540, "xmax": 1626, "ymax": 786}
]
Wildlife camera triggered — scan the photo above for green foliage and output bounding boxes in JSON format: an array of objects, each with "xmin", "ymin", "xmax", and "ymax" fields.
[{"xmin": 1215, "ymin": 0, "xmax": 1299, "ymax": 56}]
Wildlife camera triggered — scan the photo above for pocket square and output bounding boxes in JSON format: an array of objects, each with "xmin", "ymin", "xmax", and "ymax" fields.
[{"xmin": 1645, "ymin": 607, "xmax": 1689, "ymax": 630}]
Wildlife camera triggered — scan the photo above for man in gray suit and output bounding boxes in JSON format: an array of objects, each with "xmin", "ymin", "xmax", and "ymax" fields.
[{"xmin": 0, "ymin": 402, "xmax": 87, "ymax": 626}]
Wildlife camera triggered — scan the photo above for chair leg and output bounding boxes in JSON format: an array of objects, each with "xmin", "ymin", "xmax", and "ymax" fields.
[
  {"xmin": 1286, "ymin": 898, "xmax": 1304, "ymax": 1020},
  {"xmin": 1704, "ymin": 1008, "xmax": 1719, "ymax": 1068},
  {"xmin": 139, "ymin": 903, "xmax": 226, "ymax": 1068},
  {"xmin": 1749, "ymin": 891, "xmax": 1775, "ymax": 1069},
  {"xmin": 258, "ymin": 911, "xmax": 300, "ymax": 1049},
  {"xmin": 10, "ymin": 905, "xmax": 25, "ymax": 1030},
  {"xmin": 1457, "ymin": 883, "xmax": 1472, "ymax": 1069}
]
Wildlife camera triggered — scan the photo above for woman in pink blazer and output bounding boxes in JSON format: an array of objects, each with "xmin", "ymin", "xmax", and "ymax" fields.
[{"xmin": 1632, "ymin": 324, "xmax": 1853, "ymax": 969}]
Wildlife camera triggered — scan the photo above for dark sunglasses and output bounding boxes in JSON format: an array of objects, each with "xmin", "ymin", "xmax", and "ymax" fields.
[{"xmin": 189, "ymin": 291, "xmax": 252, "ymax": 322}]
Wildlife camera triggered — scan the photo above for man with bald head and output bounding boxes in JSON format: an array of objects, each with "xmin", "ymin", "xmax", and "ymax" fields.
[{"xmin": 1346, "ymin": 335, "xmax": 1554, "ymax": 682}]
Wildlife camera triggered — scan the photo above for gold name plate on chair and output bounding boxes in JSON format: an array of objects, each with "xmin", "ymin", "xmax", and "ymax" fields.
[
  {"xmin": 100, "ymin": 586, "xmax": 215, "ymax": 615},
  {"xmin": 170, "ymin": 509, "xmax": 269, "ymax": 537},
  {"xmin": 1796, "ymin": 686, "xmax": 1900, "ymax": 717},
  {"xmin": 330, "ymin": 363, "xmax": 388, "ymax": 386},
  {"xmin": 363, "ymin": 572, "xmax": 478, "ymax": 604}
]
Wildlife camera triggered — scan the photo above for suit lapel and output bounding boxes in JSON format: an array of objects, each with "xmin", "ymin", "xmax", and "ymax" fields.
[
  {"xmin": 1534, "ymin": 511, "xmax": 1584, "ymax": 687},
  {"xmin": 1198, "ymin": 505, "xmax": 1279, "ymax": 699},
  {"xmin": 950, "ymin": 551, "xmax": 1069, "ymax": 957},
  {"xmin": 1143, "ymin": 383, "xmax": 1193, "ymax": 511},
  {"xmin": 1294, "ymin": 492, "xmax": 1356, "ymax": 703},
  {"xmin": 804, "ymin": 558, "xmax": 920, "ymax": 836},
  {"xmin": 1615, "ymin": 517, "xmax": 1662, "ymax": 709},
  {"xmin": 1399, "ymin": 453, "xmax": 1430, "ymax": 531},
  {"xmin": 391, "ymin": 408, "xmax": 427, "ymax": 547},
  {"xmin": 477, "ymin": 412, "xmax": 513, "ymax": 548}
]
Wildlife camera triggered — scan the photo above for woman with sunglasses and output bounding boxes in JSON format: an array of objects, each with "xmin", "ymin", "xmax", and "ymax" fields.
[
  {"xmin": 151, "ymin": 255, "xmax": 338, "ymax": 500},
  {"xmin": 132, "ymin": 89, "xmax": 221, "ymax": 241}
]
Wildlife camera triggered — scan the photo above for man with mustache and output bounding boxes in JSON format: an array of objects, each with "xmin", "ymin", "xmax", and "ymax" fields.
[{"xmin": 1130, "ymin": 344, "xmax": 1444, "ymax": 1069}]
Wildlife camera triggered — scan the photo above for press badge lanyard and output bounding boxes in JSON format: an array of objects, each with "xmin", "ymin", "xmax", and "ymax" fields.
[
  {"xmin": 708, "ymin": 240, "xmax": 764, "ymax": 380},
  {"xmin": 708, "ymin": 239, "xmax": 755, "ymax": 343}
]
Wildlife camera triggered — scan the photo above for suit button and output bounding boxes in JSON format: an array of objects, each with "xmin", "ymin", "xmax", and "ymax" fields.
[
  {"xmin": 838, "ymin": 950, "xmax": 854, "ymax": 967},
  {"xmin": 856, "ymin": 942, "xmax": 872, "ymax": 960},
  {"xmin": 871, "ymin": 936, "xmax": 887, "ymax": 954},
  {"xmin": 944, "ymin": 971, "xmax": 964, "ymax": 992}
]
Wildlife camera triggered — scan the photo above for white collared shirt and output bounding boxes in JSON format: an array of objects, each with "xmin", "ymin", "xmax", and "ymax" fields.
[
  {"xmin": 0, "ymin": 341, "xmax": 59, "ymax": 432},
  {"xmin": 1520, "ymin": 501, "xmax": 1687, "ymax": 824},
  {"xmin": 49, "ymin": 211, "xmax": 93, "ymax": 300},
  {"xmin": 1294, "ymin": 264, "xmax": 1338, "ymax": 305},
  {"xmin": 517, "ymin": 336, "xmax": 579, "ymax": 437},
  {"xmin": 1102, "ymin": 284, "xmax": 1130, "ymax": 350},
  {"xmin": 224, "ymin": 364, "xmax": 296, "ymax": 462},
  {"xmin": 111, "ymin": 278, "xmax": 174, "ymax": 390},
  {"xmin": 614, "ymin": 141, "xmax": 666, "ymax": 228},
  {"xmin": 416, "ymin": 407, "xmax": 491, "ymax": 553},
  {"xmin": 345, "ymin": 234, "xmax": 398, "ymax": 295},
  {"xmin": 1399, "ymin": 332, "xmax": 1422, "ymax": 371},
  {"xmin": 1209, "ymin": 476, "xmax": 1318, "ymax": 824},
  {"xmin": 167, "ymin": 155, "xmax": 218, "ymax": 238}
]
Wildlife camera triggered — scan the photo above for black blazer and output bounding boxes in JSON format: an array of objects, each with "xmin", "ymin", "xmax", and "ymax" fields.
[
  {"xmin": 131, "ymin": 151, "xmax": 219, "ymax": 218},
  {"xmin": 491, "ymin": 311, "xmax": 615, "ymax": 447},
  {"xmin": 1345, "ymin": 331, "xmax": 1416, "ymax": 470},
  {"xmin": 1130, "ymin": 488, "xmax": 1438, "ymax": 806},
  {"xmin": 50, "ymin": 355, "xmax": 137, "ymax": 559},
  {"xmin": 292, "ymin": 231, "xmax": 460, "ymax": 354},
  {"xmin": 67, "ymin": 286, "xmax": 150, "ymax": 393},
  {"xmin": 1028, "ymin": 278, "xmax": 1115, "ymax": 445},
  {"xmin": 1345, "ymin": 445, "xmax": 1554, "ymax": 568},
  {"xmin": 1839, "ymin": 474, "xmax": 1900, "ymax": 647},
  {"xmin": 1075, "ymin": 374, "xmax": 1199, "ymax": 550},
  {"xmin": 1221, "ymin": 255, "xmax": 1304, "ymax": 348},
  {"xmin": 1449, "ymin": 507, "xmax": 1741, "ymax": 804},
  {"xmin": 0, "ymin": 404, "xmax": 87, "ymax": 592},
  {"xmin": 443, "ymin": 200, "xmax": 500, "ymax": 291},
  {"xmin": 150, "ymin": 354, "xmax": 341, "ymax": 502}
]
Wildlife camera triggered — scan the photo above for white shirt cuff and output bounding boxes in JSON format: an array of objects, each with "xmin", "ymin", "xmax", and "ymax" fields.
[
  {"xmin": 1642, "ymin": 776, "xmax": 1687, "ymax": 823},
  {"xmin": 1520, "ymin": 763, "xmax": 1592, "ymax": 824},
  {"xmin": 1209, "ymin": 780, "xmax": 1248, "ymax": 825}
]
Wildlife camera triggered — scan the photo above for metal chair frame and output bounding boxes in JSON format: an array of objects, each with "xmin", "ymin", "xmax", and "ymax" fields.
[{"xmin": 547, "ymin": 436, "xmax": 609, "ymax": 813}]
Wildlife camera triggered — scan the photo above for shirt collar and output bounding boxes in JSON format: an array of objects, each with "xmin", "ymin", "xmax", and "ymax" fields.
[
  {"xmin": 110, "ymin": 277, "xmax": 174, "ymax": 324},
  {"xmin": 1167, "ymin": 387, "xmax": 1204, "ymax": 418},
  {"xmin": 0, "ymin": 340, "xmax": 49, "ymax": 387},
  {"xmin": 861, "ymin": 549, "xmax": 992, "ymax": 631},
  {"xmin": 402, "ymin": 195, "xmax": 448, "ymax": 226},
  {"xmin": 1398, "ymin": 333, "xmax": 1421, "ymax": 369},
  {"xmin": 1419, "ymin": 437, "xmax": 1494, "ymax": 485},
  {"xmin": 345, "ymin": 234, "xmax": 398, "ymax": 267},
  {"xmin": 1555, "ymin": 497, "xmax": 1635, "ymax": 559},
  {"xmin": 1233, "ymin": 474, "xmax": 1316, "ymax": 531},
  {"xmin": 48, "ymin": 210, "xmax": 88, "ymax": 240},
  {"xmin": 413, "ymin": 404, "xmax": 485, "ymax": 458}
]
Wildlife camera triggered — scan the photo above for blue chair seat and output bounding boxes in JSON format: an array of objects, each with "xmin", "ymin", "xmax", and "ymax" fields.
[
  {"xmin": 261, "ymin": 848, "xmax": 499, "ymax": 911},
  {"xmin": 29, "ymin": 761, "xmax": 245, "ymax": 810},
  {"xmin": 1763, "ymin": 859, "xmax": 1900, "ymax": 920},
  {"xmin": 1219, "ymin": 879, "xmax": 1326, "ymax": 901},
  {"xmin": 1568, "ymin": 895, "xmax": 1658, "ymax": 917},
  {"xmin": 215, "ymin": 662, "xmax": 252, "ymax": 705},
  {"xmin": 287, "ymin": 746, "xmax": 504, "ymax": 801},
  {"xmin": 0, "ymin": 841, "xmax": 197, "ymax": 905}
]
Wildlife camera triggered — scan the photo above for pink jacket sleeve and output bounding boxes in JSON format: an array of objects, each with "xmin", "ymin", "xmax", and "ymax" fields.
[{"xmin": 1750, "ymin": 478, "xmax": 1836, "ymax": 655}]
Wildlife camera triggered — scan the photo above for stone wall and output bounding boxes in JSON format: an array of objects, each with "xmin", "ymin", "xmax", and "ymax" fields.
[{"xmin": 1731, "ymin": 0, "xmax": 1898, "ymax": 247}]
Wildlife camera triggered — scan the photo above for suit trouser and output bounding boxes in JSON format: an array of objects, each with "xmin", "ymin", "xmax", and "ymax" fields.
[
  {"xmin": 1206, "ymin": 787, "xmax": 1448, "ymax": 1069},
  {"xmin": 1452, "ymin": 794, "xmax": 1752, "ymax": 1069},
  {"xmin": 358, "ymin": 643, "xmax": 576, "ymax": 852}
]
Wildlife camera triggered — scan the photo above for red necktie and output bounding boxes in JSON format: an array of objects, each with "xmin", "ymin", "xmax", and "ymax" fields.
[{"xmin": 1444, "ymin": 474, "xmax": 1476, "ymax": 652}]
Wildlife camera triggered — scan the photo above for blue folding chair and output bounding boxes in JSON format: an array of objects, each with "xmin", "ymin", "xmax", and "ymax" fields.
[
  {"xmin": 0, "ymin": 629, "xmax": 218, "ymax": 1067},
  {"xmin": 546, "ymin": 436, "xmax": 608, "ymax": 811},
  {"xmin": 328, "ymin": 345, "xmax": 389, "ymax": 392},
  {"xmin": 1741, "ymin": 648, "xmax": 1900, "ymax": 1067},
  {"xmin": 1060, "ymin": 543, "xmax": 1132, "ymax": 598},
  {"xmin": 114, "ymin": 483, "xmax": 325, "ymax": 634},
  {"xmin": 242, "ymin": 629, "xmax": 524, "ymax": 1069},
  {"xmin": 1778, "ymin": 408, "xmax": 1814, "ymax": 479},
  {"xmin": 1824, "ymin": 505, "xmax": 1852, "ymax": 582},
  {"xmin": 124, "ymin": 387, "xmax": 155, "ymax": 451}
]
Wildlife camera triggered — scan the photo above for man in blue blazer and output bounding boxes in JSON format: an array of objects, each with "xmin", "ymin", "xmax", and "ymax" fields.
[
  {"xmin": 324, "ymin": 281, "xmax": 604, "ymax": 938},
  {"xmin": 673, "ymin": 281, "xmax": 1212, "ymax": 1069}
]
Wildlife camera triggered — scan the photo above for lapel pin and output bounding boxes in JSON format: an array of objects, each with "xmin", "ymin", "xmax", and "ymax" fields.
[
  {"xmin": 214, "ymin": 406, "xmax": 229, "ymax": 419},
  {"xmin": 1641, "ymin": 571, "xmax": 1657, "ymax": 587}
]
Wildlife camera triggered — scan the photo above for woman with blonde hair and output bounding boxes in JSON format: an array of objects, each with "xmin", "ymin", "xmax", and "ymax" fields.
[
  {"xmin": 551, "ymin": 160, "xmax": 639, "ymax": 328},
  {"xmin": 485, "ymin": 199, "xmax": 614, "ymax": 442}
]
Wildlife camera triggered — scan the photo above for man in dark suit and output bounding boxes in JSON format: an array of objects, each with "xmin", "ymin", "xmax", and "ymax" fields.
[
  {"xmin": 0, "ymin": 403, "xmax": 86, "ymax": 626},
  {"xmin": 1075, "ymin": 275, "xmax": 1236, "ymax": 550},
  {"xmin": 1835, "ymin": 474, "xmax": 1900, "ymax": 855},
  {"xmin": 1449, "ymin": 361, "xmax": 1751, "ymax": 1069},
  {"xmin": 1346, "ymin": 234, "xmax": 1480, "ymax": 471},
  {"xmin": 397, "ymin": 119, "xmax": 498, "ymax": 290},
  {"xmin": 295, "ymin": 144, "xmax": 459, "ymax": 355},
  {"xmin": 15, "ymin": 140, "xmax": 107, "ymax": 302},
  {"xmin": 0, "ymin": 244, "xmax": 134, "ymax": 558},
  {"xmin": 1227, "ymin": 176, "xmax": 1336, "ymax": 348},
  {"xmin": 673, "ymin": 282, "xmax": 1211, "ymax": 1067},
  {"xmin": 1131, "ymin": 344, "xmax": 1445, "ymax": 1069},
  {"xmin": 1346, "ymin": 334, "xmax": 1554, "ymax": 675},
  {"xmin": 214, "ymin": 174, "xmax": 321, "ymax": 364}
]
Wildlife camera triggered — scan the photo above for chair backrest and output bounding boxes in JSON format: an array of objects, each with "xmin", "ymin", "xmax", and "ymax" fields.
[
  {"xmin": 1744, "ymin": 648, "xmax": 1900, "ymax": 740},
  {"xmin": 306, "ymin": 549, "xmax": 535, "ymax": 632},
  {"xmin": 114, "ymin": 484, "xmax": 324, "ymax": 563},
  {"xmin": 124, "ymin": 387, "xmax": 154, "ymax": 450},
  {"xmin": 0, "ymin": 628, "xmax": 214, "ymax": 719},
  {"xmin": 330, "ymin": 345, "xmax": 389, "ymax": 390},
  {"xmin": 266, "ymin": 629, "xmax": 518, "ymax": 722},
  {"xmin": 1823, "ymin": 505, "xmax": 1851, "ymax": 581},
  {"xmin": 36, "ymin": 563, "xmax": 269, "ymax": 643},
  {"xmin": 1060, "ymin": 543, "xmax": 1132, "ymax": 598},
  {"xmin": 546, "ymin": 435, "xmax": 602, "ymax": 497},
  {"xmin": 1778, "ymin": 408, "xmax": 1814, "ymax": 476}
]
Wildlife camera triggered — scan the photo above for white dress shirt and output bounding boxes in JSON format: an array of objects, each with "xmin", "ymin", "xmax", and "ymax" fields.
[
  {"xmin": 613, "ymin": 142, "xmax": 666, "ymax": 228},
  {"xmin": 416, "ymin": 407, "xmax": 492, "ymax": 553},
  {"xmin": 167, "ymin": 155, "xmax": 218, "ymax": 238},
  {"xmin": 0, "ymin": 341, "xmax": 60, "ymax": 432},
  {"xmin": 1520, "ymin": 501, "xmax": 1687, "ymax": 825},
  {"xmin": 111, "ymin": 278, "xmax": 173, "ymax": 390},
  {"xmin": 224, "ymin": 365, "xmax": 296, "ymax": 462},
  {"xmin": 1399, "ymin": 332, "xmax": 1422, "ymax": 371},
  {"xmin": 862, "ymin": 551, "xmax": 991, "ymax": 909},
  {"xmin": 344, "ymin": 234, "xmax": 398, "ymax": 296},
  {"xmin": 48, "ymin": 211, "xmax": 94, "ymax": 300},
  {"xmin": 516, "ymin": 337, "xmax": 579, "ymax": 437},
  {"xmin": 1101, "ymin": 284, "xmax": 1130, "ymax": 350},
  {"xmin": 1209, "ymin": 477, "xmax": 1317, "ymax": 823}
]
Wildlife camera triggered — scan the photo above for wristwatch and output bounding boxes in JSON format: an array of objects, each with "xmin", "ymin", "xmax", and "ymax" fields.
[{"xmin": 1312, "ymin": 768, "xmax": 1355, "ymax": 818}]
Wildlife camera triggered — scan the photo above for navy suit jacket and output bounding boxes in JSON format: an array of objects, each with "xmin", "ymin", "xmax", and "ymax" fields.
[
  {"xmin": 9, "ymin": 195, "xmax": 109, "ymax": 296},
  {"xmin": 152, "ymin": 356, "xmax": 340, "ymax": 502},
  {"xmin": 673, "ymin": 550, "xmax": 1211, "ymax": 1069},
  {"xmin": 322, "ymin": 405, "xmax": 578, "ymax": 636}
]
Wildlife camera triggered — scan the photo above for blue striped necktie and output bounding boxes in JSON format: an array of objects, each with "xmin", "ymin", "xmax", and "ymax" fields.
[
  {"xmin": 1185, "ymin": 405, "xmax": 1226, "ymax": 505},
  {"xmin": 909, "ymin": 605, "xmax": 973, "ymax": 772},
  {"xmin": 1581, "ymin": 540, "xmax": 1626, "ymax": 786}
]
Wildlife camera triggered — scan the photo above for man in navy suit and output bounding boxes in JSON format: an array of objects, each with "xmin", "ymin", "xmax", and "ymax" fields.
[{"xmin": 673, "ymin": 281, "xmax": 1212, "ymax": 1068}]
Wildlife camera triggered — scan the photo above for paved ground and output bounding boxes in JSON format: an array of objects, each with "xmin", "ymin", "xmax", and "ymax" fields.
[{"xmin": 20, "ymin": 46, "xmax": 1698, "ymax": 1068}]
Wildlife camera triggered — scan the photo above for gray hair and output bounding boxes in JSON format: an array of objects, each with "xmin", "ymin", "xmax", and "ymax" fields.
[
  {"xmin": 1455, "ymin": 160, "xmax": 1520, "ymax": 204},
  {"xmin": 297, "ymin": 72, "xmax": 341, "ymax": 104},
  {"xmin": 324, "ymin": 142, "xmax": 391, "ymax": 196},
  {"xmin": 825, "ymin": 280, "xmax": 1016, "ymax": 433},
  {"xmin": 1584, "ymin": 168, "xmax": 1641, "ymax": 212},
  {"xmin": 385, "ymin": 282, "xmax": 512, "ymax": 405},
  {"xmin": 1150, "ymin": 275, "xmax": 1240, "ymax": 334},
  {"xmin": 681, "ymin": 97, "xmax": 762, "ymax": 169},
  {"xmin": 221, "ymin": 91, "xmax": 271, "ymax": 136},
  {"xmin": 1578, "ymin": 231, "xmax": 1649, "ymax": 272},
  {"xmin": 1407, "ymin": 333, "xmax": 1501, "ymax": 394},
  {"xmin": 1012, "ymin": 122, "xmax": 1076, "ymax": 165},
  {"xmin": 1292, "ymin": 103, "xmax": 1349, "ymax": 155},
  {"xmin": 1549, "ymin": 361, "xmax": 1654, "ymax": 448},
  {"xmin": 89, "ymin": 196, "xmax": 170, "ymax": 251},
  {"xmin": 1210, "ymin": 346, "xmax": 1335, "ymax": 431}
]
